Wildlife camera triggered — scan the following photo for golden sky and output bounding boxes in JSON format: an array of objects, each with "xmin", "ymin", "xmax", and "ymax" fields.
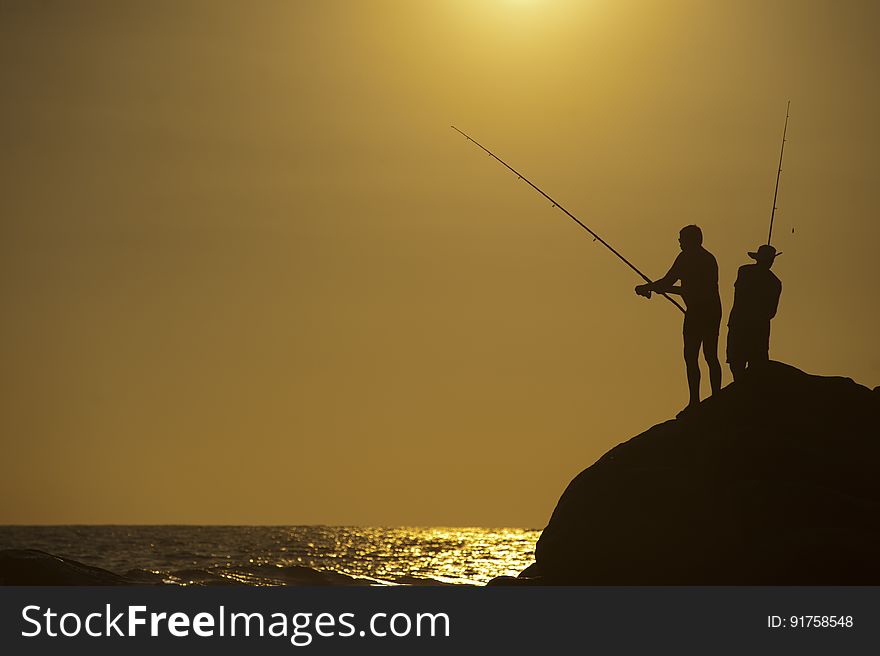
[{"xmin": 2, "ymin": 0, "xmax": 878, "ymax": 525}]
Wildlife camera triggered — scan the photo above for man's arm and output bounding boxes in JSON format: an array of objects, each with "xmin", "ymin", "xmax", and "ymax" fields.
[
  {"xmin": 635, "ymin": 258, "xmax": 681, "ymax": 298},
  {"xmin": 768, "ymin": 279, "xmax": 782, "ymax": 319}
]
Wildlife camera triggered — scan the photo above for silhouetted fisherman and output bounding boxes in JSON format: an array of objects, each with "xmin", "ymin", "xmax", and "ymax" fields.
[
  {"xmin": 635, "ymin": 225, "xmax": 722, "ymax": 414},
  {"xmin": 726, "ymin": 244, "xmax": 782, "ymax": 381}
]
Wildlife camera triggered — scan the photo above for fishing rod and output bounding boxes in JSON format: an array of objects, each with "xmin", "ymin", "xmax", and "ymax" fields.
[
  {"xmin": 767, "ymin": 101, "xmax": 790, "ymax": 245},
  {"xmin": 451, "ymin": 126, "xmax": 685, "ymax": 314}
]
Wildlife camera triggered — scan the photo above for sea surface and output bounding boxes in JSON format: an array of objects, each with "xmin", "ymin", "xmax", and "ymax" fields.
[{"xmin": 0, "ymin": 526, "xmax": 539, "ymax": 586}]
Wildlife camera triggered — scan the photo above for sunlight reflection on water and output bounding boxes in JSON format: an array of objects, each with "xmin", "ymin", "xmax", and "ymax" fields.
[
  {"xmin": 279, "ymin": 527, "xmax": 539, "ymax": 585},
  {"xmin": 0, "ymin": 526, "xmax": 540, "ymax": 586}
]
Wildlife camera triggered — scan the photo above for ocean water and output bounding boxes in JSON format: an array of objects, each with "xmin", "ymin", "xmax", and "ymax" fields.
[{"xmin": 0, "ymin": 526, "xmax": 539, "ymax": 586}]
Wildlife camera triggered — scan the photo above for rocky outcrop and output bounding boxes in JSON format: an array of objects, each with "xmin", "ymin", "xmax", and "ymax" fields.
[
  {"xmin": 0, "ymin": 549, "xmax": 133, "ymax": 585},
  {"xmin": 505, "ymin": 362, "xmax": 880, "ymax": 585}
]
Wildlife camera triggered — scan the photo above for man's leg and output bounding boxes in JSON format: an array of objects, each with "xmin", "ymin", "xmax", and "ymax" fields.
[
  {"xmin": 683, "ymin": 329, "xmax": 701, "ymax": 408},
  {"xmin": 703, "ymin": 330, "xmax": 722, "ymax": 395},
  {"xmin": 729, "ymin": 360, "xmax": 746, "ymax": 381},
  {"xmin": 726, "ymin": 323, "xmax": 742, "ymax": 382},
  {"xmin": 748, "ymin": 324, "xmax": 771, "ymax": 372}
]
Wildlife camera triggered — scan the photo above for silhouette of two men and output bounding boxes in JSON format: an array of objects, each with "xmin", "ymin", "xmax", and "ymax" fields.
[{"xmin": 635, "ymin": 226, "xmax": 782, "ymax": 413}]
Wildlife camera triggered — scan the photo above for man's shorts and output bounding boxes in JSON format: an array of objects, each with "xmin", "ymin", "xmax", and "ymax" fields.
[{"xmin": 683, "ymin": 305, "xmax": 722, "ymax": 345}]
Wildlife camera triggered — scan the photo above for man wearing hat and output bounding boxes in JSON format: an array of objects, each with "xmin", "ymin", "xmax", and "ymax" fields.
[{"xmin": 726, "ymin": 244, "xmax": 782, "ymax": 380}]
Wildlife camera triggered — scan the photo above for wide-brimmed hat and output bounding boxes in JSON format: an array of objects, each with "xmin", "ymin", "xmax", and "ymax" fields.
[{"xmin": 748, "ymin": 244, "xmax": 781, "ymax": 261}]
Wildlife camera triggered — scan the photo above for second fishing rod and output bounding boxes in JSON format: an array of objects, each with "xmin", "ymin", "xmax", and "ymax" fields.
[
  {"xmin": 767, "ymin": 100, "xmax": 790, "ymax": 246},
  {"xmin": 451, "ymin": 126, "xmax": 685, "ymax": 314}
]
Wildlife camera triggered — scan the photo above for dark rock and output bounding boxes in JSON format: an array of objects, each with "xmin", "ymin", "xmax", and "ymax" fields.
[
  {"xmin": 486, "ymin": 574, "xmax": 545, "ymax": 586},
  {"xmin": 527, "ymin": 361, "xmax": 880, "ymax": 584},
  {"xmin": 518, "ymin": 562, "xmax": 542, "ymax": 578},
  {"xmin": 0, "ymin": 549, "xmax": 133, "ymax": 585},
  {"xmin": 389, "ymin": 575, "xmax": 455, "ymax": 586},
  {"xmin": 123, "ymin": 568, "xmax": 168, "ymax": 584}
]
